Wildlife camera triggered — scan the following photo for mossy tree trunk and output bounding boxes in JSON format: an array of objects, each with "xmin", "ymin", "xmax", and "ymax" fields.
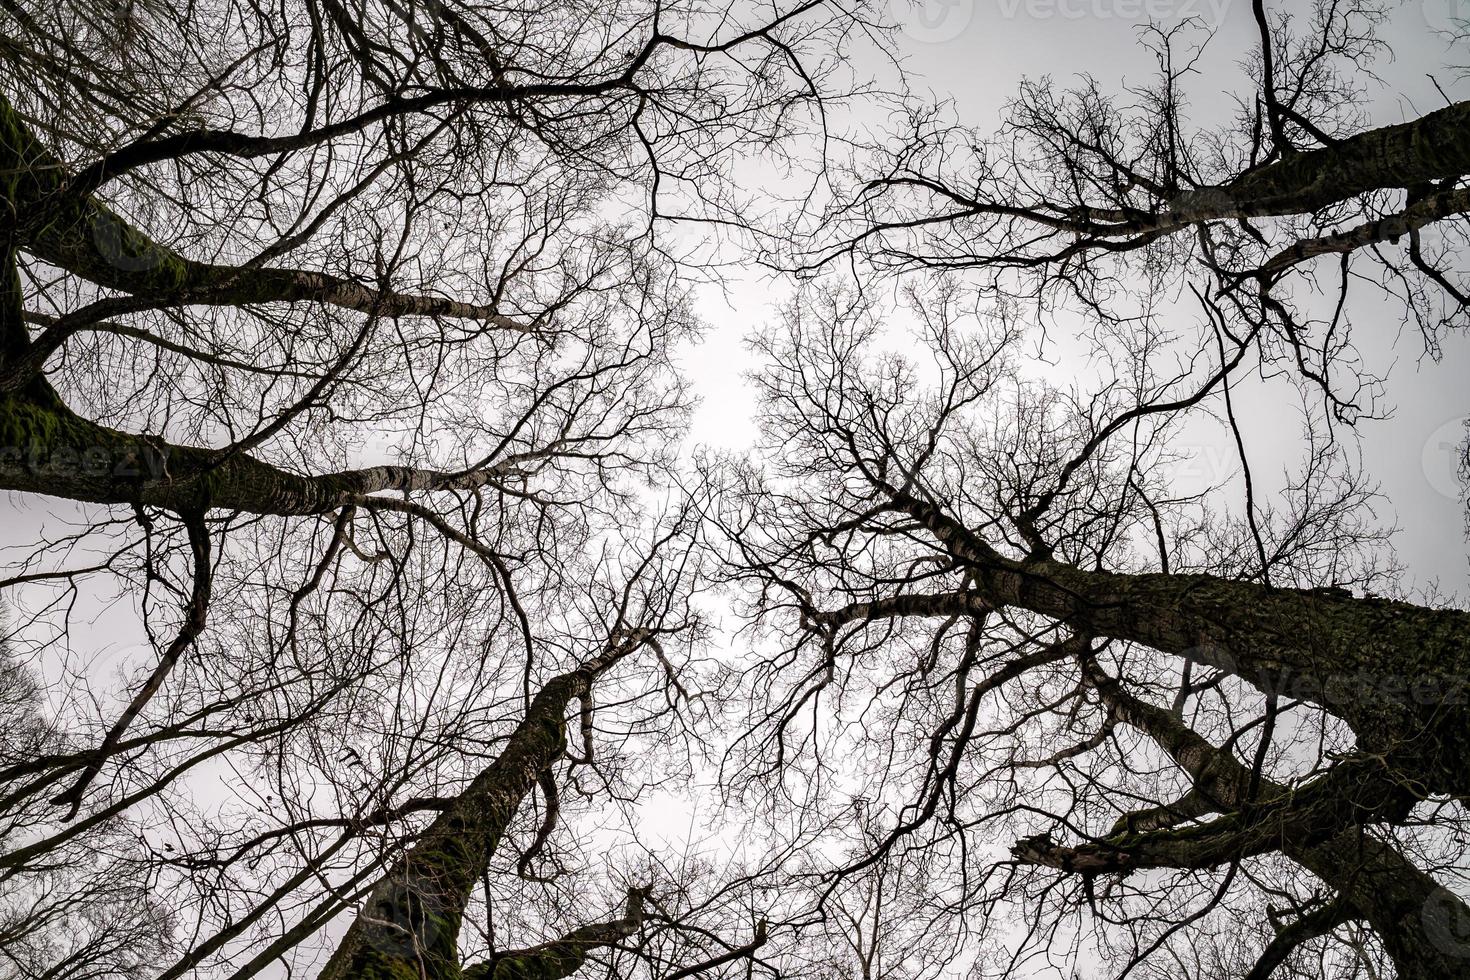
[
  {"xmin": 1172, "ymin": 100, "xmax": 1470, "ymax": 220},
  {"xmin": 0, "ymin": 389, "xmax": 510, "ymax": 515},
  {"xmin": 890, "ymin": 490, "xmax": 1470, "ymax": 798},
  {"xmin": 0, "ymin": 92, "xmax": 533, "ymax": 519},
  {"xmin": 317, "ymin": 638, "xmax": 647, "ymax": 980},
  {"xmin": 1009, "ymin": 644, "xmax": 1470, "ymax": 979}
]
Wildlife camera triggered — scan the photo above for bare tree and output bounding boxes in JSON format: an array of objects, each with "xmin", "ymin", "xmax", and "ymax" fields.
[
  {"xmin": 312, "ymin": 514, "xmax": 704, "ymax": 979},
  {"xmin": 719, "ymin": 14, "xmax": 1470, "ymax": 970},
  {"xmin": 0, "ymin": 0, "xmax": 868, "ymax": 975},
  {"xmin": 807, "ymin": 3, "xmax": 1469, "ymax": 420},
  {"xmin": 713, "ymin": 278, "xmax": 1470, "ymax": 979},
  {"xmin": 6, "ymin": 1, "xmax": 1467, "ymax": 978}
]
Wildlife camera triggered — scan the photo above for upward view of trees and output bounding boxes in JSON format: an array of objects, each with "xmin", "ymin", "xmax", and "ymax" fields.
[
  {"xmin": 0, "ymin": 0, "xmax": 850, "ymax": 975},
  {"xmin": 1, "ymin": 1, "xmax": 1467, "ymax": 979}
]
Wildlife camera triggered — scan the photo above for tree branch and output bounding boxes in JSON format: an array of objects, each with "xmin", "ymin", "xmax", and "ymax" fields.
[{"xmin": 462, "ymin": 887, "xmax": 650, "ymax": 980}]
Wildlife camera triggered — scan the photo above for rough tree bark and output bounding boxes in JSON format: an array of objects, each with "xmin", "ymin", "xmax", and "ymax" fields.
[
  {"xmin": 317, "ymin": 637, "xmax": 646, "ymax": 980},
  {"xmin": 1171, "ymin": 101, "xmax": 1470, "ymax": 221},
  {"xmin": 886, "ymin": 488, "xmax": 1470, "ymax": 797},
  {"xmin": 1011, "ymin": 643, "xmax": 1470, "ymax": 978},
  {"xmin": 1, "ymin": 95, "xmax": 536, "ymax": 518}
]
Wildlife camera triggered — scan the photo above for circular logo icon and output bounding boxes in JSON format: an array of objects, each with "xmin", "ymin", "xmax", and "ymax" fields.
[
  {"xmin": 91, "ymin": 211, "xmax": 168, "ymax": 273},
  {"xmin": 1424, "ymin": 0, "xmax": 1470, "ymax": 33},
  {"xmin": 892, "ymin": 0, "xmax": 975, "ymax": 43},
  {"xmin": 1421, "ymin": 416, "xmax": 1469, "ymax": 500},
  {"xmin": 362, "ymin": 868, "xmax": 457, "ymax": 962},
  {"xmin": 1423, "ymin": 887, "xmax": 1470, "ymax": 957}
]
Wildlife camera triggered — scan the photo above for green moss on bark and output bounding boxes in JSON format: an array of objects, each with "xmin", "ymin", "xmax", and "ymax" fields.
[{"xmin": 0, "ymin": 395, "xmax": 378, "ymax": 514}]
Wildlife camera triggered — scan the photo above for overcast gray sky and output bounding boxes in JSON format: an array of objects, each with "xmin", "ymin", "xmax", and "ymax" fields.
[
  {"xmin": 683, "ymin": 0, "xmax": 1470, "ymax": 597},
  {"xmin": 1, "ymin": 6, "xmax": 1466, "ymax": 977}
]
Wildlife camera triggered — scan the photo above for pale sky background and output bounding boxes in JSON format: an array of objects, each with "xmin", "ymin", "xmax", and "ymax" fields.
[
  {"xmin": 1, "ymin": 3, "xmax": 1467, "ymax": 977},
  {"xmin": 681, "ymin": 0, "xmax": 1470, "ymax": 596}
]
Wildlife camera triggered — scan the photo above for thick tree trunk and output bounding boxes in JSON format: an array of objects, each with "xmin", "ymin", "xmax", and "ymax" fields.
[
  {"xmin": 1171, "ymin": 100, "xmax": 1470, "ymax": 219},
  {"xmin": 1002, "ymin": 560, "xmax": 1470, "ymax": 790},
  {"xmin": 0, "ymin": 397, "xmax": 348, "ymax": 513},
  {"xmin": 314, "ymin": 676, "xmax": 574, "ymax": 979},
  {"xmin": 316, "ymin": 640, "xmax": 639, "ymax": 980},
  {"xmin": 1, "ymin": 97, "xmax": 534, "ymax": 519},
  {"xmin": 0, "ymin": 391, "xmax": 516, "ymax": 515},
  {"xmin": 1017, "ymin": 650, "xmax": 1470, "ymax": 979},
  {"xmin": 893, "ymin": 491, "xmax": 1470, "ymax": 796},
  {"xmin": 1292, "ymin": 832, "xmax": 1470, "ymax": 979}
]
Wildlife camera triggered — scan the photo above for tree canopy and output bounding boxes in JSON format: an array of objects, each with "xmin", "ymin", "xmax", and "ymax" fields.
[{"xmin": 2, "ymin": 1, "xmax": 1469, "ymax": 979}]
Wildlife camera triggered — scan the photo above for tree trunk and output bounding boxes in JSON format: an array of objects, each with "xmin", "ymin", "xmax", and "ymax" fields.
[
  {"xmin": 1292, "ymin": 832, "xmax": 1470, "ymax": 979},
  {"xmin": 1019, "ymin": 649, "xmax": 1470, "ymax": 979},
  {"xmin": 317, "ymin": 639, "xmax": 639, "ymax": 980},
  {"xmin": 894, "ymin": 491, "xmax": 1470, "ymax": 795},
  {"xmin": 1171, "ymin": 100, "xmax": 1470, "ymax": 219}
]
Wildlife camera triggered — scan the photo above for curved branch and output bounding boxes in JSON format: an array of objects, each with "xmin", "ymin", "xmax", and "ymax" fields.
[
  {"xmin": 1242, "ymin": 900, "xmax": 1355, "ymax": 980},
  {"xmin": 51, "ymin": 514, "xmax": 213, "ymax": 818},
  {"xmin": 463, "ymin": 887, "xmax": 649, "ymax": 980},
  {"xmin": 1019, "ymin": 650, "xmax": 1470, "ymax": 978},
  {"xmin": 0, "ymin": 398, "xmax": 526, "ymax": 515}
]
